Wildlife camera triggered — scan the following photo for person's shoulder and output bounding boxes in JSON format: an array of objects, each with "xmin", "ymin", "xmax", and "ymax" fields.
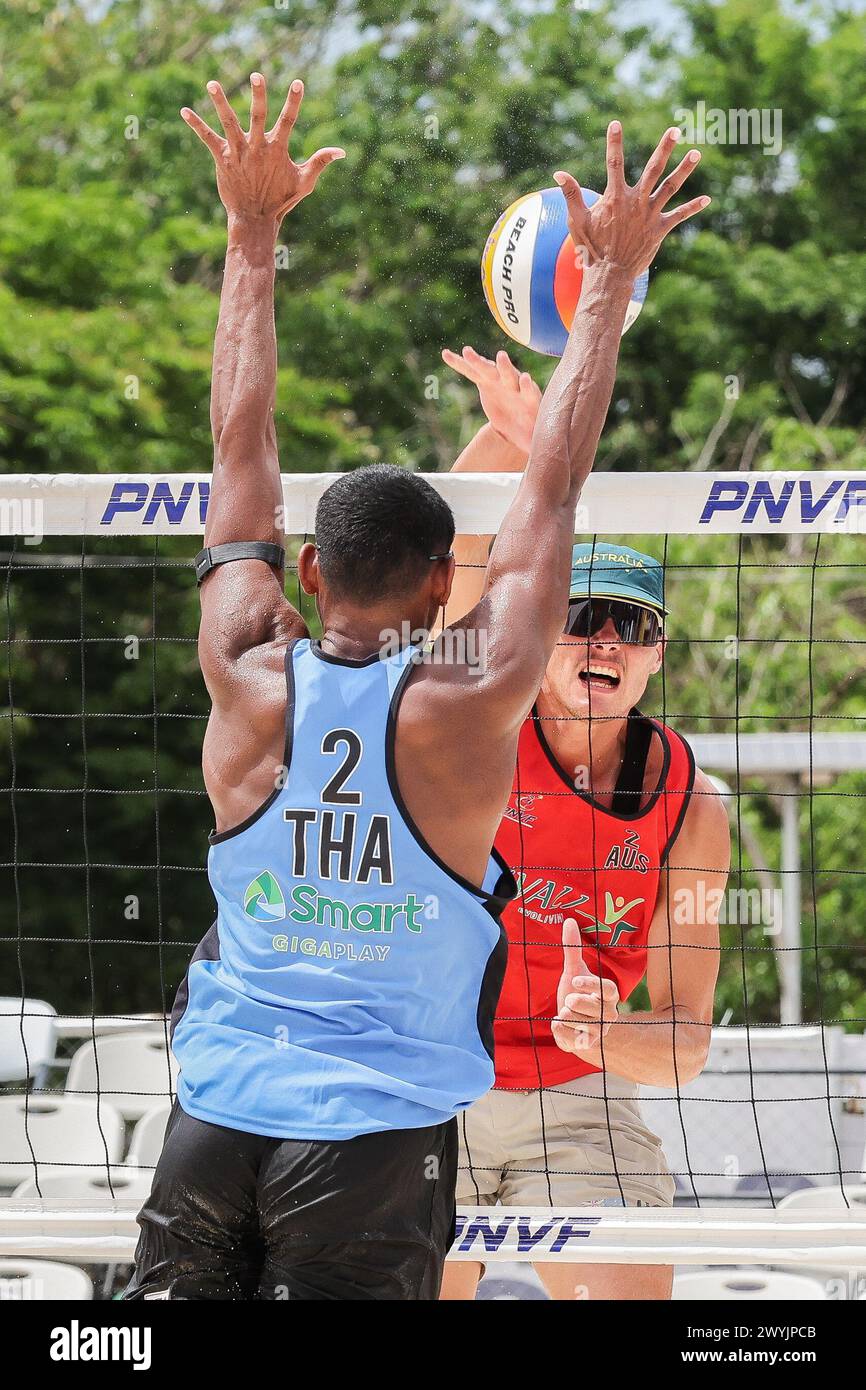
[
  {"xmin": 675, "ymin": 763, "xmax": 730, "ymax": 866},
  {"xmin": 652, "ymin": 718, "xmax": 695, "ymax": 764},
  {"xmin": 651, "ymin": 719, "xmax": 708, "ymax": 797}
]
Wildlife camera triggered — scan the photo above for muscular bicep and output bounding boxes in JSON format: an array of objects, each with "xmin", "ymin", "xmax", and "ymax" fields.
[
  {"xmin": 646, "ymin": 774, "xmax": 730, "ymax": 1023},
  {"xmin": 198, "ymin": 559, "xmax": 306, "ymax": 700}
]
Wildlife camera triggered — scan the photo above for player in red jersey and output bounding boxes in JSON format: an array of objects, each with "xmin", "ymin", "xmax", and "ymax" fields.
[{"xmin": 437, "ymin": 348, "xmax": 730, "ymax": 1301}]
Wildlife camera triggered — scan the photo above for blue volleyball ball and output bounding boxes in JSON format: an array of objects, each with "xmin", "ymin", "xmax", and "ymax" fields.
[{"xmin": 481, "ymin": 186, "xmax": 649, "ymax": 357}]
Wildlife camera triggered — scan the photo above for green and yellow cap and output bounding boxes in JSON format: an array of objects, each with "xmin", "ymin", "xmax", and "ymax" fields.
[{"xmin": 569, "ymin": 542, "xmax": 667, "ymax": 615}]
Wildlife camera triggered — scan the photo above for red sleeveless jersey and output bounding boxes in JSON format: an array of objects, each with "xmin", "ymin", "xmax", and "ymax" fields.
[{"xmin": 493, "ymin": 710, "xmax": 695, "ymax": 1089}]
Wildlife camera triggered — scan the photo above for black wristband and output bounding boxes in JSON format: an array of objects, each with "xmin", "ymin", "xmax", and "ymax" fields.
[{"xmin": 194, "ymin": 541, "xmax": 286, "ymax": 586}]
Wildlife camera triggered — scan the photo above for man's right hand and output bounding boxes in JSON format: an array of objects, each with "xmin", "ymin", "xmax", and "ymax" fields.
[
  {"xmin": 553, "ymin": 121, "xmax": 709, "ymax": 276},
  {"xmin": 181, "ymin": 73, "xmax": 345, "ymax": 224}
]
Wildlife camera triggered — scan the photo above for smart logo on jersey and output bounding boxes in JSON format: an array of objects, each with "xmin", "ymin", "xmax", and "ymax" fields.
[{"xmin": 244, "ymin": 871, "xmax": 287, "ymax": 923}]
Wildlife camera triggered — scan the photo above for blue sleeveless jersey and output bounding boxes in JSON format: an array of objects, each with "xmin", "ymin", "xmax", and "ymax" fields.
[{"xmin": 172, "ymin": 638, "xmax": 515, "ymax": 1141}]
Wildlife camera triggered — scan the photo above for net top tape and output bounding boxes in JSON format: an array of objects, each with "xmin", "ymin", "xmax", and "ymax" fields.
[
  {"xmin": 2, "ymin": 471, "xmax": 866, "ymax": 537},
  {"xmin": 2, "ymin": 1202, "xmax": 866, "ymax": 1266}
]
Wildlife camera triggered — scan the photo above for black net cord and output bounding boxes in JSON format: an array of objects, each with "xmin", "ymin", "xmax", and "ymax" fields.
[
  {"xmin": 660, "ymin": 532, "xmax": 700, "ymax": 1206},
  {"xmin": 807, "ymin": 532, "xmax": 848, "ymax": 1204},
  {"xmin": 151, "ymin": 534, "xmax": 174, "ymax": 1116},
  {"xmin": 78, "ymin": 532, "xmax": 118, "ymax": 1199},
  {"xmin": 582, "ymin": 538, "xmax": 628, "ymax": 1205},
  {"xmin": 4, "ymin": 536, "xmax": 40, "ymax": 1183},
  {"xmin": 515, "ymin": 742, "xmax": 556, "ymax": 1206},
  {"xmin": 733, "ymin": 532, "xmax": 775, "ymax": 1205}
]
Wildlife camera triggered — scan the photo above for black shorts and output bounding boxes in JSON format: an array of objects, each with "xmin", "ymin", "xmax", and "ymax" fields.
[{"xmin": 123, "ymin": 1101, "xmax": 457, "ymax": 1301}]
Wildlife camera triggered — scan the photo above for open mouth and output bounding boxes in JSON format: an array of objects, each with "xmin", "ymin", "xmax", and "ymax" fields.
[{"xmin": 578, "ymin": 663, "xmax": 622, "ymax": 692}]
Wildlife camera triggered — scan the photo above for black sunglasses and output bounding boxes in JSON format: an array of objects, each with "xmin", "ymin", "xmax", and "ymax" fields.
[{"xmin": 564, "ymin": 597, "xmax": 663, "ymax": 646}]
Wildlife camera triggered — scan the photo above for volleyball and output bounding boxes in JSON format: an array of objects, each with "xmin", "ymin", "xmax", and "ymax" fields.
[{"xmin": 481, "ymin": 186, "xmax": 649, "ymax": 356}]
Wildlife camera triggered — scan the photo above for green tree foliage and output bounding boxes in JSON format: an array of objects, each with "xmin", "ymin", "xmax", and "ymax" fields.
[{"xmin": 1, "ymin": 0, "xmax": 865, "ymax": 1028}]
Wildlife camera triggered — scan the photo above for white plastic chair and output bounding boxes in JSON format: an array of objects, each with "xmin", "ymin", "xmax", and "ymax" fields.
[
  {"xmin": 0, "ymin": 1259, "xmax": 92, "ymax": 1300},
  {"xmin": 0, "ymin": 1095, "xmax": 125, "ymax": 1189},
  {"xmin": 127, "ymin": 1102, "xmax": 172, "ymax": 1169},
  {"xmin": 11, "ymin": 1165, "xmax": 152, "ymax": 1302},
  {"xmin": 673, "ymin": 1270, "xmax": 828, "ymax": 1300},
  {"xmin": 0, "ymin": 997, "xmax": 57, "ymax": 1084},
  {"xmin": 778, "ymin": 1184, "xmax": 866, "ymax": 1210},
  {"xmin": 776, "ymin": 1184, "xmax": 866, "ymax": 1291},
  {"xmin": 12, "ymin": 1165, "xmax": 153, "ymax": 1202},
  {"xmin": 66, "ymin": 1029, "xmax": 177, "ymax": 1121}
]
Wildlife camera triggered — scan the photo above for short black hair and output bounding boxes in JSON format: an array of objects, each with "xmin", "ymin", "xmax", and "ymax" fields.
[{"xmin": 314, "ymin": 465, "xmax": 455, "ymax": 603}]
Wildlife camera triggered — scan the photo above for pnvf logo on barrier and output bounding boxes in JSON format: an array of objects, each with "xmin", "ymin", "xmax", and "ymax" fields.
[
  {"xmin": 452, "ymin": 1212, "xmax": 602, "ymax": 1257},
  {"xmin": 699, "ymin": 477, "xmax": 866, "ymax": 530},
  {"xmin": 100, "ymin": 479, "xmax": 211, "ymax": 528}
]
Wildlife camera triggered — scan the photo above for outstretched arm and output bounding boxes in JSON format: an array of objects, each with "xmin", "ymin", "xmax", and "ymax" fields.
[
  {"xmin": 184, "ymin": 74, "xmax": 344, "ymax": 693},
  {"xmin": 439, "ymin": 348, "xmax": 540, "ymax": 625},
  {"xmin": 469, "ymin": 124, "xmax": 708, "ymax": 725},
  {"xmin": 184, "ymin": 74, "xmax": 344, "ymax": 834}
]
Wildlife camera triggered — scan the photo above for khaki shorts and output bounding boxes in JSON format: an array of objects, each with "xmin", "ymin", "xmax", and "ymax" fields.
[{"xmin": 456, "ymin": 1073, "xmax": 675, "ymax": 1209}]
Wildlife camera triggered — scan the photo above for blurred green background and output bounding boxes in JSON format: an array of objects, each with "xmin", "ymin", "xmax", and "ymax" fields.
[{"xmin": 1, "ymin": 0, "xmax": 865, "ymax": 1027}]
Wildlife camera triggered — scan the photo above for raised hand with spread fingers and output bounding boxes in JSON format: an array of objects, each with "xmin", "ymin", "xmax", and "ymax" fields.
[
  {"xmin": 553, "ymin": 121, "xmax": 709, "ymax": 275},
  {"xmin": 181, "ymin": 72, "xmax": 344, "ymax": 223}
]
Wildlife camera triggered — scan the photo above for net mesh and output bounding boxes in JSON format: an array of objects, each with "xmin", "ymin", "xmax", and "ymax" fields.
[{"xmin": 2, "ymin": 472, "xmax": 866, "ymax": 1280}]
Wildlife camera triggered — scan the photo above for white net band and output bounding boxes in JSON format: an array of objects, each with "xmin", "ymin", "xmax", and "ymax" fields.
[
  {"xmin": 3, "ymin": 471, "xmax": 866, "ymax": 536},
  {"xmin": 1, "ymin": 1202, "xmax": 865, "ymax": 1266}
]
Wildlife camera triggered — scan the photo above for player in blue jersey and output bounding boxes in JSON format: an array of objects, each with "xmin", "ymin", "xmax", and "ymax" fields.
[{"xmin": 124, "ymin": 74, "xmax": 709, "ymax": 1300}]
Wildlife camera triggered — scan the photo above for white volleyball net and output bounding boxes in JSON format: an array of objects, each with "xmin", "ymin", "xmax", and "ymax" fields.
[{"xmin": 2, "ymin": 470, "xmax": 866, "ymax": 1297}]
